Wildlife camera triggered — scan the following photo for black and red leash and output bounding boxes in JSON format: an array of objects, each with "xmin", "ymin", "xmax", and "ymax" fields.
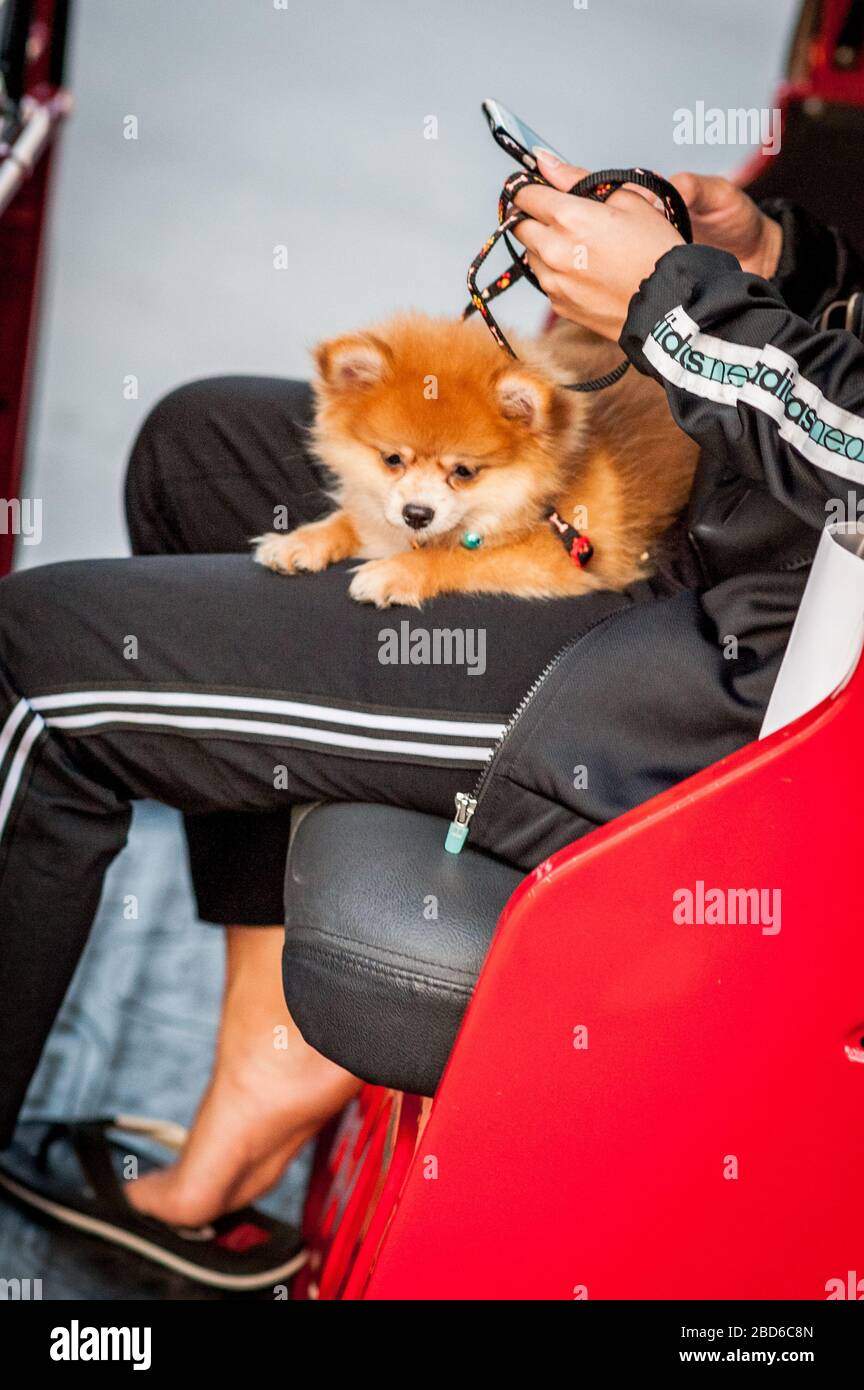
[
  {"xmin": 463, "ymin": 165, "xmax": 692, "ymax": 566},
  {"xmin": 464, "ymin": 165, "xmax": 692, "ymax": 384}
]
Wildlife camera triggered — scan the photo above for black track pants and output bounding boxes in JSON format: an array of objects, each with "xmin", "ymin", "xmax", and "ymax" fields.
[{"xmin": 0, "ymin": 376, "xmax": 651, "ymax": 1140}]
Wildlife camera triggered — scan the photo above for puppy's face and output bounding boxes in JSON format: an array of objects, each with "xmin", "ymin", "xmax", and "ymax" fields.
[{"xmin": 311, "ymin": 316, "xmax": 582, "ymax": 544}]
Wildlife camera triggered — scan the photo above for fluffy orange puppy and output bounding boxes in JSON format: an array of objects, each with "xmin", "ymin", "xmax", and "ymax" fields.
[{"xmin": 253, "ymin": 313, "xmax": 697, "ymax": 607}]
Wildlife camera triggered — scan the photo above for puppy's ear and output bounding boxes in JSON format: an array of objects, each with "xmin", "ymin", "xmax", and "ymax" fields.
[
  {"xmin": 495, "ymin": 368, "xmax": 555, "ymax": 430},
  {"xmin": 314, "ymin": 334, "xmax": 391, "ymax": 391}
]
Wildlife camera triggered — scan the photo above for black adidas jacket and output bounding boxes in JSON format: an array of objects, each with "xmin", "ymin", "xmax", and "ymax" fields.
[{"xmin": 469, "ymin": 200, "xmax": 864, "ymax": 868}]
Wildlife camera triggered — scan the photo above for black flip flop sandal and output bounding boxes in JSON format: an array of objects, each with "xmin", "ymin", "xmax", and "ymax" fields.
[{"xmin": 0, "ymin": 1115, "xmax": 308, "ymax": 1292}]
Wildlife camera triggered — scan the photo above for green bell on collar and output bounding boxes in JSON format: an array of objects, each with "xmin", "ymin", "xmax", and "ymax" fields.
[{"xmin": 460, "ymin": 530, "xmax": 483, "ymax": 550}]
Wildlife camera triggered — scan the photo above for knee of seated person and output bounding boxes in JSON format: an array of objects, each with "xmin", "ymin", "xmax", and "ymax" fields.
[
  {"xmin": 127, "ymin": 377, "xmax": 233, "ymax": 482},
  {"xmin": 128, "ymin": 376, "xmax": 310, "ymax": 477},
  {"xmin": 0, "ymin": 559, "xmax": 137, "ymax": 700},
  {"xmin": 0, "ymin": 563, "xmax": 71, "ymax": 675},
  {"xmin": 124, "ymin": 377, "xmax": 243, "ymax": 546}
]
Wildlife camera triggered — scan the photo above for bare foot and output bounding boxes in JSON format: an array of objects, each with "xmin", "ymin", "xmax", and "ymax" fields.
[{"xmin": 126, "ymin": 926, "xmax": 360, "ymax": 1228}]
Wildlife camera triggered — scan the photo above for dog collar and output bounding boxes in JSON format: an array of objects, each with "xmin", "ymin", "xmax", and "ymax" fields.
[
  {"xmin": 459, "ymin": 519, "xmax": 592, "ymax": 565},
  {"xmin": 547, "ymin": 510, "xmax": 593, "ymax": 567}
]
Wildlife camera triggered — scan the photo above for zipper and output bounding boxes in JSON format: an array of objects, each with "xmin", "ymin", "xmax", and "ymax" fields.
[
  {"xmin": 443, "ymin": 790, "xmax": 478, "ymax": 854},
  {"xmin": 444, "ymin": 640, "xmax": 578, "ymax": 854},
  {"xmin": 443, "ymin": 606, "xmax": 629, "ymax": 853}
]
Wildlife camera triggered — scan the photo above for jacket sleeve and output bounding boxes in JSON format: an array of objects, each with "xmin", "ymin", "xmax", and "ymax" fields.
[{"xmin": 620, "ymin": 226, "xmax": 864, "ymax": 532}]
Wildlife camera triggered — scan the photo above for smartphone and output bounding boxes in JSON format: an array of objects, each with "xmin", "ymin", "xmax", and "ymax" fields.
[{"xmin": 481, "ymin": 98, "xmax": 569, "ymax": 172}]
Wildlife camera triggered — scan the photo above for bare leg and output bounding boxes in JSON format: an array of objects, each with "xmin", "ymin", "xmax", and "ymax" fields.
[{"xmin": 127, "ymin": 926, "xmax": 361, "ymax": 1227}]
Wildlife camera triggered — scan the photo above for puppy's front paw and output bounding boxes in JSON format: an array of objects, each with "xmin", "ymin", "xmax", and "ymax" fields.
[
  {"xmin": 253, "ymin": 527, "xmax": 334, "ymax": 575},
  {"xmin": 253, "ymin": 532, "xmax": 296, "ymax": 574},
  {"xmin": 349, "ymin": 556, "xmax": 427, "ymax": 608}
]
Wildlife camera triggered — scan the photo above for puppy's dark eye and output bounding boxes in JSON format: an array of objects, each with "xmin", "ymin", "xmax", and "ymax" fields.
[
  {"xmin": 381, "ymin": 453, "xmax": 403, "ymax": 469},
  {"xmin": 451, "ymin": 464, "xmax": 476, "ymax": 480}
]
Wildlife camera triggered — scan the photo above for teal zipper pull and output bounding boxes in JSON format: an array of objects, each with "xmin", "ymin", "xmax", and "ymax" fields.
[{"xmin": 444, "ymin": 792, "xmax": 478, "ymax": 854}]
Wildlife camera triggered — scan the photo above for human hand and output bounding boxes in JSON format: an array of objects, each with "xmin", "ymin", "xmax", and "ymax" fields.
[
  {"xmin": 669, "ymin": 172, "xmax": 782, "ymax": 279},
  {"xmin": 511, "ymin": 149, "xmax": 684, "ymax": 341}
]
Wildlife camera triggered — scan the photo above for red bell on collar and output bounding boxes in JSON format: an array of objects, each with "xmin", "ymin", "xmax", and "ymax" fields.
[
  {"xmin": 546, "ymin": 509, "xmax": 594, "ymax": 568},
  {"xmin": 569, "ymin": 534, "xmax": 594, "ymax": 567}
]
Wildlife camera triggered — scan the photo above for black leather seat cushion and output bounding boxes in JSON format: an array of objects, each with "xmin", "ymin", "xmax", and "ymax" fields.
[{"xmin": 282, "ymin": 803, "xmax": 523, "ymax": 1096}]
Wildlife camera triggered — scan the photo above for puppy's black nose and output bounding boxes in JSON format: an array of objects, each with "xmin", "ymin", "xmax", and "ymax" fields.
[{"xmin": 402, "ymin": 503, "xmax": 435, "ymax": 529}]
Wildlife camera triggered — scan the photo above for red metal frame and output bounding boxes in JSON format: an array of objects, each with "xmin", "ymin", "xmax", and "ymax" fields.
[
  {"xmin": 0, "ymin": 148, "xmax": 52, "ymax": 574},
  {"xmin": 293, "ymin": 1086, "xmax": 426, "ymax": 1300},
  {"xmin": 301, "ymin": 649, "xmax": 863, "ymax": 1299},
  {"xmin": 0, "ymin": 0, "xmax": 71, "ymax": 575},
  {"xmin": 793, "ymin": 0, "xmax": 864, "ymax": 104},
  {"xmin": 737, "ymin": 0, "xmax": 864, "ymax": 187}
]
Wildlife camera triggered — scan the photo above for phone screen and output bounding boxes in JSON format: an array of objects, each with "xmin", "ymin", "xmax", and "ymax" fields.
[{"xmin": 482, "ymin": 98, "xmax": 569, "ymax": 168}]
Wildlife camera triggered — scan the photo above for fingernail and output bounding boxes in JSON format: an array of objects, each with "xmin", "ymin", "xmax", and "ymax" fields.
[{"xmin": 532, "ymin": 146, "xmax": 561, "ymax": 166}]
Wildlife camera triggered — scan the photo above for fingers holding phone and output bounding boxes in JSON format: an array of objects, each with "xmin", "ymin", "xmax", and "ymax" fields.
[{"xmin": 511, "ymin": 148, "xmax": 684, "ymax": 340}]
